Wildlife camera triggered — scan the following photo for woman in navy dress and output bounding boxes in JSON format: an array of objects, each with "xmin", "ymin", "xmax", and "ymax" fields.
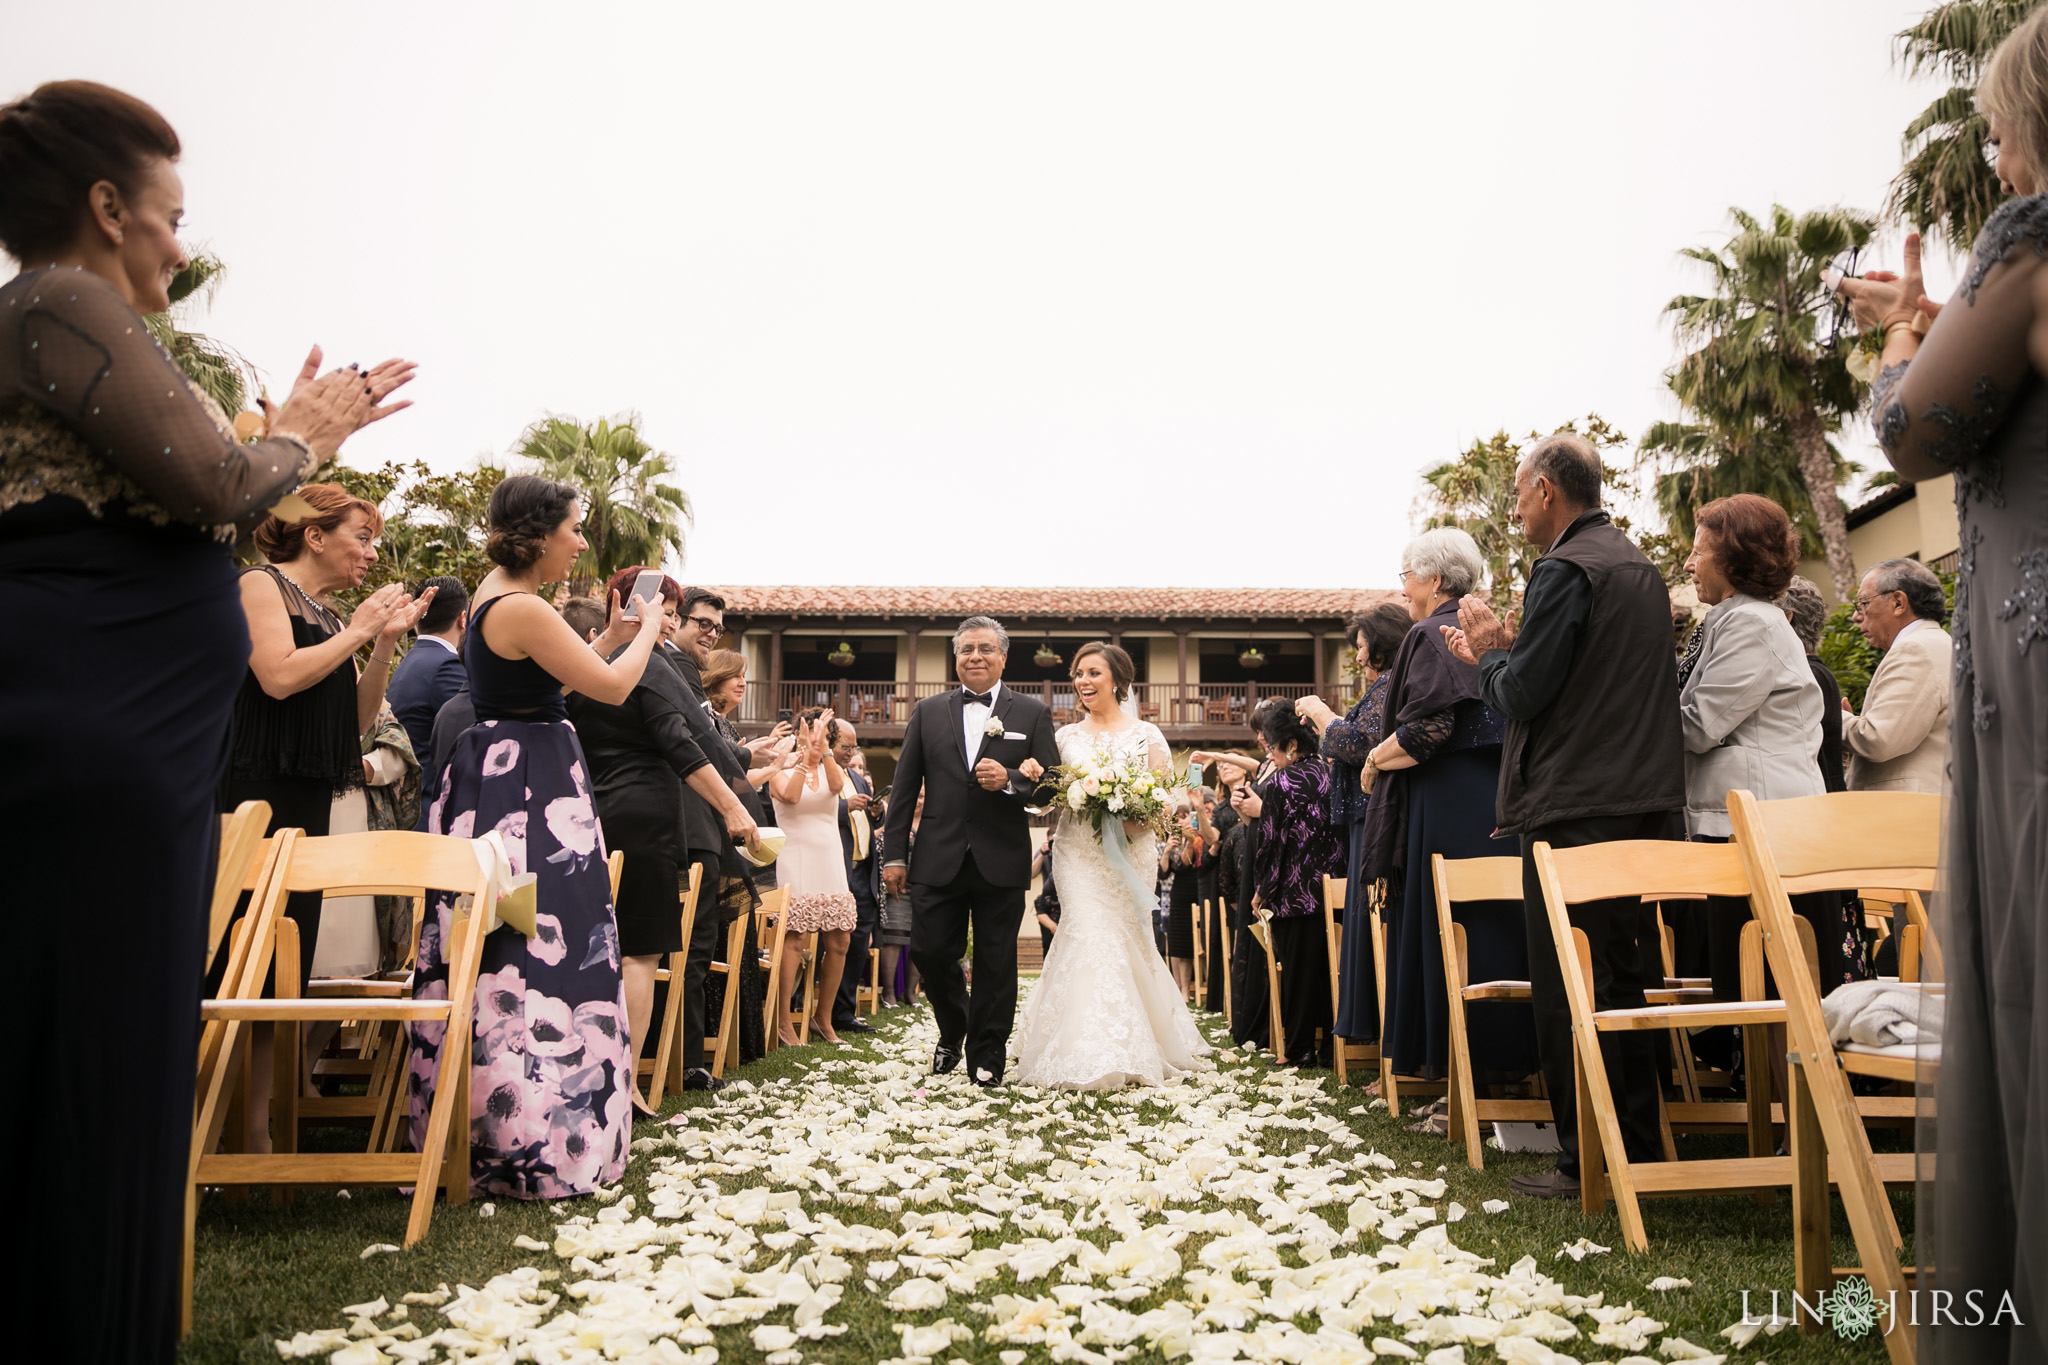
[
  {"xmin": 0, "ymin": 82, "xmax": 416, "ymax": 1361},
  {"xmin": 409, "ymin": 475, "xmax": 663, "ymax": 1199},
  {"xmin": 1362, "ymin": 529, "xmax": 1535, "ymax": 1094}
]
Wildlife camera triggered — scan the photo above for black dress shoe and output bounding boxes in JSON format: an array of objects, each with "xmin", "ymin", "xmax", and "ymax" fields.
[
  {"xmin": 932, "ymin": 1045, "xmax": 962, "ymax": 1075},
  {"xmin": 680, "ymin": 1069, "xmax": 727, "ymax": 1093},
  {"xmin": 1506, "ymin": 1166, "xmax": 1581, "ymax": 1200},
  {"xmin": 839, "ymin": 1019, "xmax": 876, "ymax": 1034},
  {"xmin": 970, "ymin": 1073, "xmax": 1002, "ymax": 1089}
]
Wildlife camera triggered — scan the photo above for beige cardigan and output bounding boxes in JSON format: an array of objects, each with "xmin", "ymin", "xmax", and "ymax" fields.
[{"xmin": 1844, "ymin": 622, "xmax": 1952, "ymax": 796}]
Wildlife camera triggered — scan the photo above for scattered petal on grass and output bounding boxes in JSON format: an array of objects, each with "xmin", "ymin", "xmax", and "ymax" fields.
[
  {"xmin": 335, "ymin": 1189, "xmax": 350, "ymax": 1200},
  {"xmin": 338, "ymin": 1296, "xmax": 387, "ymax": 1319},
  {"xmin": 272, "ymin": 985, "xmax": 1676, "ymax": 1365},
  {"xmin": 356, "ymin": 1244, "xmax": 400, "ymax": 1260},
  {"xmin": 1555, "ymin": 1236, "xmax": 1611, "ymax": 1261},
  {"xmin": 1720, "ymin": 1311, "xmax": 1791, "ymax": 1347},
  {"xmin": 1648, "ymin": 1275, "xmax": 1692, "ymax": 1291},
  {"xmin": 477, "ymin": 1202, "xmax": 495, "ymax": 1218},
  {"xmin": 1658, "ymin": 1337, "xmax": 1726, "ymax": 1362}
]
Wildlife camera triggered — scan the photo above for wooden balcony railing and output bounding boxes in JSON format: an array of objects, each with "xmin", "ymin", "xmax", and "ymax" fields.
[{"xmin": 736, "ymin": 679, "xmax": 1347, "ymax": 730}]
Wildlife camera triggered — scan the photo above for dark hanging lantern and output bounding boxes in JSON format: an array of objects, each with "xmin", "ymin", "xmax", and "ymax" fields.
[
  {"xmin": 1238, "ymin": 644, "xmax": 1267, "ymax": 670},
  {"xmin": 827, "ymin": 640, "xmax": 856, "ymax": 667}
]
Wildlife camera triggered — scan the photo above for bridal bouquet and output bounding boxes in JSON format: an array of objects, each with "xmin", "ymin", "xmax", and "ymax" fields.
[{"xmin": 1039, "ymin": 753, "xmax": 1181, "ymax": 839}]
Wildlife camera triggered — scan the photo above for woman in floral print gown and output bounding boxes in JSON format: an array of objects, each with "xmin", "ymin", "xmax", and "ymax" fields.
[{"xmin": 408, "ymin": 475, "xmax": 663, "ymax": 1199}]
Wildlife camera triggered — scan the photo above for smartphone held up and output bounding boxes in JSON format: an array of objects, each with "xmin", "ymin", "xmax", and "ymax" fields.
[{"xmin": 619, "ymin": 569, "xmax": 665, "ymax": 621}]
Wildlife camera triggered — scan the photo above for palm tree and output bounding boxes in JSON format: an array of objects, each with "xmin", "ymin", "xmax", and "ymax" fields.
[
  {"xmin": 513, "ymin": 413, "xmax": 691, "ymax": 591},
  {"xmin": 146, "ymin": 250, "xmax": 258, "ymax": 416},
  {"xmin": 1637, "ymin": 416, "xmax": 1853, "ymax": 560},
  {"xmin": 1660, "ymin": 205, "xmax": 1874, "ymax": 601},
  {"xmin": 1887, "ymin": 1, "xmax": 2040, "ymax": 252}
]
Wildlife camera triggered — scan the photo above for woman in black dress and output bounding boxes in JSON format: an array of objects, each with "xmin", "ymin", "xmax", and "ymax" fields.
[
  {"xmin": 222, "ymin": 482, "xmax": 433, "ymax": 1150},
  {"xmin": 0, "ymin": 81, "xmax": 413, "ymax": 1362},
  {"xmin": 570, "ymin": 577, "xmax": 762, "ymax": 1114}
]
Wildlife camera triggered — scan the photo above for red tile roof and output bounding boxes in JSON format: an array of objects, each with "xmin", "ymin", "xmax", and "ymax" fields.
[{"xmin": 711, "ymin": 585, "xmax": 1399, "ymax": 622}]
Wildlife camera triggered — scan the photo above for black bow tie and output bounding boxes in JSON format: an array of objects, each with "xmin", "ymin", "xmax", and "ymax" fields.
[{"xmin": 961, "ymin": 690, "xmax": 993, "ymax": 706}]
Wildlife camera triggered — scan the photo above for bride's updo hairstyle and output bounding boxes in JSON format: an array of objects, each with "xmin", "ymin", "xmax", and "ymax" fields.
[
  {"xmin": 1069, "ymin": 641, "xmax": 1135, "ymax": 703},
  {"xmin": 486, "ymin": 474, "xmax": 581, "ymax": 570}
]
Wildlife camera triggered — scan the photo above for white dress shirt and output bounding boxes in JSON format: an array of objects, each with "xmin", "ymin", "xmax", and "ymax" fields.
[
  {"xmin": 962, "ymin": 680, "xmax": 1003, "ymax": 768},
  {"xmin": 411, "ymin": 632, "xmax": 459, "ymax": 657}
]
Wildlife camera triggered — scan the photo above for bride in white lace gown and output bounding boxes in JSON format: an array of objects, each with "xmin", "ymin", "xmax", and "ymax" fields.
[{"xmin": 1012, "ymin": 644, "xmax": 1211, "ymax": 1090}]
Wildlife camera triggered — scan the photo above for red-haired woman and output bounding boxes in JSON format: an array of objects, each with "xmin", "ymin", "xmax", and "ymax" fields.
[{"xmin": 221, "ymin": 484, "xmax": 435, "ymax": 1151}]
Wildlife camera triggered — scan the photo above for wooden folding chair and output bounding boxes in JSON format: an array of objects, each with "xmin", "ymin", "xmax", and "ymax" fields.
[
  {"xmin": 792, "ymin": 932, "xmax": 821, "ymax": 1044},
  {"xmin": 700, "ymin": 900, "xmax": 752, "ymax": 1076},
  {"xmin": 1365, "ymin": 889, "xmax": 1447, "ymax": 1117},
  {"xmin": 1190, "ymin": 897, "xmax": 1208, "ymax": 1008},
  {"xmin": 1216, "ymin": 900, "xmax": 1233, "ymax": 1017},
  {"xmin": 1248, "ymin": 908, "xmax": 1286, "ymax": 1062},
  {"xmin": 187, "ymin": 831, "xmax": 497, "ymax": 1330},
  {"xmin": 1532, "ymin": 836, "xmax": 1917, "ymax": 1251},
  {"xmin": 1729, "ymin": 789, "xmax": 1937, "ymax": 1364},
  {"xmin": 854, "ymin": 944, "xmax": 882, "ymax": 1017},
  {"xmin": 642, "ymin": 861, "xmax": 707, "ymax": 1108},
  {"xmin": 757, "ymin": 888, "xmax": 790, "ymax": 1052},
  {"xmin": 1321, "ymin": 877, "xmax": 1382, "ymax": 1090},
  {"xmin": 1430, "ymin": 855, "xmax": 1550, "ymax": 1168}
]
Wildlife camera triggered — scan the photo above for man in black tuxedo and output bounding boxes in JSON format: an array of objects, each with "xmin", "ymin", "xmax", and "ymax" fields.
[{"xmin": 883, "ymin": 616, "xmax": 1060, "ymax": 1085}]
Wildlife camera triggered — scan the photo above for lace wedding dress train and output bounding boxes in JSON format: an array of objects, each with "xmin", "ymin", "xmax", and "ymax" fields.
[{"xmin": 1012, "ymin": 721, "xmax": 1211, "ymax": 1090}]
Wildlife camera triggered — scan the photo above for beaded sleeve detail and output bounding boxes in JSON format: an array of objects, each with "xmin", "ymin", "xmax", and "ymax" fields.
[{"xmin": 0, "ymin": 266, "xmax": 316, "ymax": 539}]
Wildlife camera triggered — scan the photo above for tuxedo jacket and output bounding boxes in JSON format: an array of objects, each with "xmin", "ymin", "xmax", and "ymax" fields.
[
  {"xmin": 388, "ymin": 637, "xmax": 467, "ymax": 772},
  {"xmin": 883, "ymin": 684, "xmax": 1060, "ymax": 889}
]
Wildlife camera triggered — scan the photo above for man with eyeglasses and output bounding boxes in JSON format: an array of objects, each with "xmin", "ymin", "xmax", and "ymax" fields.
[
  {"xmin": 1843, "ymin": 558, "xmax": 1952, "ymax": 796},
  {"xmin": 663, "ymin": 586, "xmax": 769, "ymax": 1088},
  {"xmin": 881, "ymin": 615, "xmax": 1061, "ymax": 1085}
]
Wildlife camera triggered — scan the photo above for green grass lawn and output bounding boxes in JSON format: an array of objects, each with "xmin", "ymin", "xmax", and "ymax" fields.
[{"xmin": 184, "ymin": 998, "xmax": 1910, "ymax": 1364}]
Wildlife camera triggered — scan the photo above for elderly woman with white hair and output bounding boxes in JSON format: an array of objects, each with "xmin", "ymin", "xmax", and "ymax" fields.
[{"xmin": 1358, "ymin": 528, "xmax": 1535, "ymax": 1124}]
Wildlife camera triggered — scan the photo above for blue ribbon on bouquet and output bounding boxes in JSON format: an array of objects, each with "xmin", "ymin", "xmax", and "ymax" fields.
[{"xmin": 1098, "ymin": 812, "xmax": 1158, "ymax": 927}]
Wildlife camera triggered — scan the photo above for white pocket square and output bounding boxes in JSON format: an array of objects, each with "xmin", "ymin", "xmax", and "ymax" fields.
[{"xmin": 1002, "ymin": 731, "xmax": 1027, "ymax": 741}]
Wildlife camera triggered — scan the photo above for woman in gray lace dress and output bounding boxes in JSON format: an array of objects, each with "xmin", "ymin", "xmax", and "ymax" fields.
[{"xmin": 1842, "ymin": 14, "xmax": 2048, "ymax": 1356}]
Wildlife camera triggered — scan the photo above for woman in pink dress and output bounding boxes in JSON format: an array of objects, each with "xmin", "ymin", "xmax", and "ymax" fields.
[{"xmin": 771, "ymin": 707, "xmax": 858, "ymax": 1044}]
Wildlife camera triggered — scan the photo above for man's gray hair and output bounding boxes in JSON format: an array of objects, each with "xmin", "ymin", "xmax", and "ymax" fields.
[
  {"xmin": 1523, "ymin": 432, "xmax": 1604, "ymax": 511},
  {"xmin": 1869, "ymin": 558, "xmax": 1948, "ymax": 625},
  {"xmin": 952, "ymin": 615, "xmax": 1010, "ymax": 653},
  {"xmin": 1401, "ymin": 527, "xmax": 1485, "ymax": 597},
  {"xmin": 1775, "ymin": 575, "xmax": 1829, "ymax": 653}
]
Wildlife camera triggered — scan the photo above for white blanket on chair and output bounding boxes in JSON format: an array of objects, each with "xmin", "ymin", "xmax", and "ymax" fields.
[{"xmin": 1822, "ymin": 979, "xmax": 1943, "ymax": 1049}]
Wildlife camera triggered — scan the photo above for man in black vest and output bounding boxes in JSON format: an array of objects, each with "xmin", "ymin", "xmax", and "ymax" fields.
[
  {"xmin": 881, "ymin": 616, "xmax": 1060, "ymax": 1085},
  {"xmin": 1444, "ymin": 433, "xmax": 1685, "ymax": 1200}
]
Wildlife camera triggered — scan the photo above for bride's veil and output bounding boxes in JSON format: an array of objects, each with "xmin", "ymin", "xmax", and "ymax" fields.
[{"xmin": 1120, "ymin": 687, "xmax": 1140, "ymax": 721}]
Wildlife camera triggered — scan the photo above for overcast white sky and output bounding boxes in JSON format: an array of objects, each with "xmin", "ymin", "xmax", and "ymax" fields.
[{"xmin": 8, "ymin": 2, "xmax": 1961, "ymax": 588}]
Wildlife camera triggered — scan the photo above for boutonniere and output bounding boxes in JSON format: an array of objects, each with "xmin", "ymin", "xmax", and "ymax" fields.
[{"xmin": 984, "ymin": 716, "xmax": 1005, "ymax": 738}]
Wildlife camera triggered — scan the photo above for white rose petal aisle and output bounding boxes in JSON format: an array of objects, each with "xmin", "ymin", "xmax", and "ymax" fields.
[{"xmin": 226, "ymin": 992, "xmax": 1866, "ymax": 1364}]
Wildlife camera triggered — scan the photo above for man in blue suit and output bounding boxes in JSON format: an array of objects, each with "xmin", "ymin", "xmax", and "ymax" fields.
[{"xmin": 388, "ymin": 575, "xmax": 469, "ymax": 781}]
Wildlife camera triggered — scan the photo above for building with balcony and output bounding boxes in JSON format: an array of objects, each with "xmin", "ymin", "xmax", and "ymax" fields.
[{"xmin": 707, "ymin": 585, "xmax": 1397, "ymax": 780}]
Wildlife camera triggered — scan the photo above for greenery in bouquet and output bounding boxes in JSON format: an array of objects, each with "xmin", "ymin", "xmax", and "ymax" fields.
[{"xmin": 1037, "ymin": 753, "xmax": 1184, "ymax": 839}]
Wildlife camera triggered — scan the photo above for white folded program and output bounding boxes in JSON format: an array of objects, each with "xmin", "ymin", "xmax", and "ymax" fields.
[{"xmin": 739, "ymin": 827, "xmax": 787, "ymax": 868}]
